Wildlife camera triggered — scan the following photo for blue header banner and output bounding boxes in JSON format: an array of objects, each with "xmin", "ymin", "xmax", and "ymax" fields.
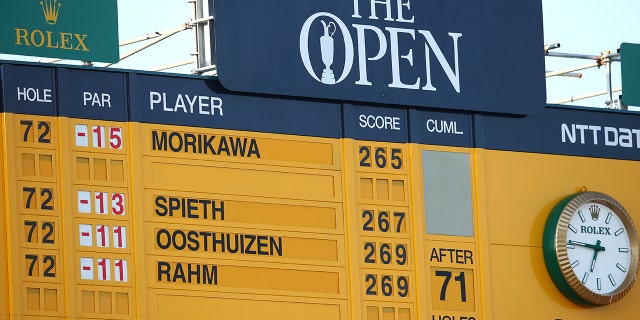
[
  {"xmin": 129, "ymin": 73, "xmax": 342, "ymax": 138},
  {"xmin": 409, "ymin": 109, "xmax": 472, "ymax": 147},
  {"xmin": 343, "ymin": 104, "xmax": 408, "ymax": 142},
  {"xmin": 1, "ymin": 63, "xmax": 56, "ymax": 116},
  {"xmin": 475, "ymin": 107, "xmax": 640, "ymax": 161},
  {"xmin": 213, "ymin": 0, "xmax": 546, "ymax": 115},
  {"xmin": 58, "ymin": 68, "xmax": 127, "ymax": 121}
]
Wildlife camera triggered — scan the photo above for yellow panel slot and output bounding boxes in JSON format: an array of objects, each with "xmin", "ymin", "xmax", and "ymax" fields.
[
  {"xmin": 367, "ymin": 306, "xmax": 379, "ymax": 320},
  {"xmin": 115, "ymin": 292, "xmax": 129, "ymax": 315},
  {"xmin": 38, "ymin": 154, "xmax": 53, "ymax": 177},
  {"xmin": 94, "ymin": 158, "xmax": 107, "ymax": 180},
  {"xmin": 391, "ymin": 180, "xmax": 405, "ymax": 201},
  {"xmin": 111, "ymin": 159, "xmax": 124, "ymax": 182},
  {"xmin": 21, "ymin": 153, "xmax": 35, "ymax": 176},
  {"xmin": 76, "ymin": 157, "xmax": 90, "ymax": 180},
  {"xmin": 361, "ymin": 178, "xmax": 374, "ymax": 199},
  {"xmin": 43, "ymin": 288, "xmax": 57, "ymax": 311},
  {"xmin": 26, "ymin": 288, "xmax": 40, "ymax": 310},
  {"xmin": 82, "ymin": 291, "xmax": 95, "ymax": 313},
  {"xmin": 98, "ymin": 291, "xmax": 112, "ymax": 314},
  {"xmin": 398, "ymin": 308, "xmax": 411, "ymax": 320},
  {"xmin": 382, "ymin": 307, "xmax": 395, "ymax": 320}
]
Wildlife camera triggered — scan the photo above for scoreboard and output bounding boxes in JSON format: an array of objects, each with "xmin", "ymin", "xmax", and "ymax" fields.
[{"xmin": 0, "ymin": 62, "xmax": 639, "ymax": 320}]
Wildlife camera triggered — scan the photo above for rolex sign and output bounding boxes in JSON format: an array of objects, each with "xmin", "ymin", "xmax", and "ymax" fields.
[
  {"xmin": 213, "ymin": 0, "xmax": 546, "ymax": 115},
  {"xmin": 0, "ymin": 0, "xmax": 119, "ymax": 63}
]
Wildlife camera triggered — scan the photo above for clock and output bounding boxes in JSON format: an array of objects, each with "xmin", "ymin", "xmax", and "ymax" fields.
[{"xmin": 543, "ymin": 191, "xmax": 639, "ymax": 305}]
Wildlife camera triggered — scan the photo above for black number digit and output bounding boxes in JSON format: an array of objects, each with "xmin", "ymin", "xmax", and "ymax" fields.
[
  {"xmin": 20, "ymin": 120, "xmax": 33, "ymax": 142},
  {"xmin": 378, "ymin": 211, "xmax": 390, "ymax": 232},
  {"xmin": 396, "ymin": 244, "xmax": 407, "ymax": 265},
  {"xmin": 375, "ymin": 147, "xmax": 387, "ymax": 168},
  {"xmin": 391, "ymin": 148, "xmax": 402, "ymax": 169},
  {"xmin": 23, "ymin": 187, "xmax": 36, "ymax": 209},
  {"xmin": 397, "ymin": 276, "xmax": 409, "ymax": 297},
  {"xmin": 26, "ymin": 254, "xmax": 38, "ymax": 276},
  {"xmin": 37, "ymin": 121, "xmax": 51, "ymax": 143},
  {"xmin": 455, "ymin": 272, "xmax": 467, "ymax": 302},
  {"xmin": 380, "ymin": 243, "xmax": 391, "ymax": 264},
  {"xmin": 42, "ymin": 222, "xmax": 54, "ymax": 244},
  {"xmin": 43, "ymin": 255, "xmax": 55, "ymax": 277},
  {"xmin": 359, "ymin": 146, "xmax": 371, "ymax": 167},
  {"xmin": 381, "ymin": 275, "xmax": 393, "ymax": 296},
  {"xmin": 365, "ymin": 274, "xmax": 377, "ymax": 295},
  {"xmin": 362, "ymin": 210, "xmax": 374, "ymax": 231},
  {"xmin": 25, "ymin": 221, "xmax": 37, "ymax": 242},
  {"xmin": 40, "ymin": 188, "xmax": 53, "ymax": 210},
  {"xmin": 436, "ymin": 270, "xmax": 452, "ymax": 301},
  {"xmin": 364, "ymin": 242, "xmax": 376, "ymax": 263},
  {"xmin": 394, "ymin": 212, "xmax": 405, "ymax": 232}
]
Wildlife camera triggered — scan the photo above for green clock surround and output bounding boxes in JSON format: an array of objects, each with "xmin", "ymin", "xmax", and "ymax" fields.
[{"xmin": 543, "ymin": 191, "xmax": 639, "ymax": 305}]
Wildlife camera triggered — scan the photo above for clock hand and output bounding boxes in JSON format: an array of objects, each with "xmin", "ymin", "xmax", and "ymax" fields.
[
  {"xmin": 590, "ymin": 240, "xmax": 603, "ymax": 272},
  {"xmin": 568, "ymin": 240, "xmax": 604, "ymax": 250}
]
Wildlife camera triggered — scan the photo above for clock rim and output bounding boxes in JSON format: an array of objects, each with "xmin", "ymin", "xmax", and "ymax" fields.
[{"xmin": 543, "ymin": 191, "xmax": 640, "ymax": 306}]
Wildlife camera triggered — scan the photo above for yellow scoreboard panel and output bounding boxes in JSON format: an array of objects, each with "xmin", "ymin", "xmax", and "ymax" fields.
[{"xmin": 1, "ymin": 62, "xmax": 640, "ymax": 319}]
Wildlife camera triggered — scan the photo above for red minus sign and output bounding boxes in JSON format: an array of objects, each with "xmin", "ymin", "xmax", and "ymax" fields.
[{"xmin": 82, "ymin": 266, "xmax": 91, "ymax": 270}]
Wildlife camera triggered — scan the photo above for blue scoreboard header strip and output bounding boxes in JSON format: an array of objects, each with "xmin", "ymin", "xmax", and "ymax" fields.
[
  {"xmin": 1, "ymin": 64, "xmax": 56, "ymax": 116},
  {"xmin": 409, "ymin": 109, "xmax": 473, "ymax": 148},
  {"xmin": 2, "ymin": 61, "xmax": 640, "ymax": 161},
  {"xmin": 475, "ymin": 107, "xmax": 640, "ymax": 161},
  {"xmin": 58, "ymin": 68, "xmax": 128, "ymax": 122},
  {"xmin": 129, "ymin": 73, "xmax": 343, "ymax": 138},
  {"xmin": 342, "ymin": 104, "xmax": 408, "ymax": 143}
]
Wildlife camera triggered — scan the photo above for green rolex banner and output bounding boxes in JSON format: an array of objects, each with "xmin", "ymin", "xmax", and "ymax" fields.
[{"xmin": 0, "ymin": 0, "xmax": 119, "ymax": 63}]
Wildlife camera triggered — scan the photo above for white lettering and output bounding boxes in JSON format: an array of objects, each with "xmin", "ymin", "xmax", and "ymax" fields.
[
  {"xmin": 419, "ymin": 31, "xmax": 462, "ymax": 92},
  {"xmin": 562, "ymin": 123, "xmax": 640, "ymax": 148},
  {"xmin": 604, "ymin": 127, "xmax": 618, "ymax": 146},
  {"xmin": 619, "ymin": 128, "xmax": 632, "ymax": 148},
  {"xmin": 588, "ymin": 125, "xmax": 601, "ymax": 144},
  {"xmin": 149, "ymin": 92, "xmax": 223, "ymax": 116},
  {"xmin": 149, "ymin": 92, "xmax": 164, "ymax": 110},
  {"xmin": 561, "ymin": 123, "xmax": 576, "ymax": 143},
  {"xmin": 173, "ymin": 95, "xmax": 187, "ymax": 113},
  {"xmin": 426, "ymin": 119, "xmax": 463, "ymax": 135},
  {"xmin": 575, "ymin": 124, "xmax": 589, "ymax": 144},
  {"xmin": 359, "ymin": 114, "xmax": 400, "ymax": 130},
  {"xmin": 16, "ymin": 87, "xmax": 52, "ymax": 103},
  {"xmin": 353, "ymin": 24, "xmax": 388, "ymax": 86},
  {"xmin": 386, "ymin": 27, "xmax": 419, "ymax": 89},
  {"xmin": 369, "ymin": 0, "xmax": 394, "ymax": 21},
  {"xmin": 396, "ymin": 0, "xmax": 414, "ymax": 23},
  {"xmin": 83, "ymin": 92, "xmax": 112, "ymax": 107}
]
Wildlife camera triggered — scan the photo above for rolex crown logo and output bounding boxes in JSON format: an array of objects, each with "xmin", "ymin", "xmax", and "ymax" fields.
[
  {"xmin": 589, "ymin": 204, "xmax": 601, "ymax": 221},
  {"xmin": 40, "ymin": 0, "xmax": 62, "ymax": 25}
]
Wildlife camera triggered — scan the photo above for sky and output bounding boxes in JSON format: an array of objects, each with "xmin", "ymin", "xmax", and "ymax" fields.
[{"xmin": 1, "ymin": 0, "xmax": 638, "ymax": 110}]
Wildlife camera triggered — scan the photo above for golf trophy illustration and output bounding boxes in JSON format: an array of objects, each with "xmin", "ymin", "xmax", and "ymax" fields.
[{"xmin": 320, "ymin": 20, "xmax": 337, "ymax": 84}]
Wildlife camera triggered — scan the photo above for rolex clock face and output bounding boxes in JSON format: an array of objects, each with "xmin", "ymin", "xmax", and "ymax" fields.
[{"xmin": 543, "ymin": 192, "xmax": 639, "ymax": 305}]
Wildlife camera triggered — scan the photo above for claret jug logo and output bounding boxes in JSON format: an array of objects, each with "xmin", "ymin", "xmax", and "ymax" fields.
[
  {"xmin": 41, "ymin": 0, "xmax": 62, "ymax": 25},
  {"xmin": 299, "ymin": 0, "xmax": 462, "ymax": 93}
]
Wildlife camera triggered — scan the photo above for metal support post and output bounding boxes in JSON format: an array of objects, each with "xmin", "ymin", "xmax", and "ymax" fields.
[{"xmin": 605, "ymin": 57, "xmax": 613, "ymax": 106}]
